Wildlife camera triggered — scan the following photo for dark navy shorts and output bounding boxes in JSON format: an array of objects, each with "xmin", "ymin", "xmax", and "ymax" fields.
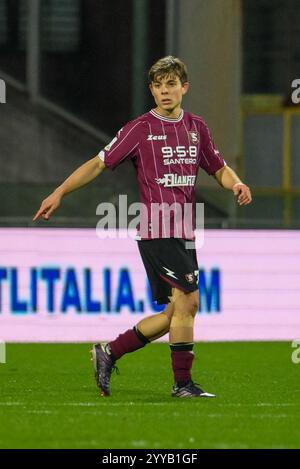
[{"xmin": 137, "ymin": 238, "xmax": 199, "ymax": 305}]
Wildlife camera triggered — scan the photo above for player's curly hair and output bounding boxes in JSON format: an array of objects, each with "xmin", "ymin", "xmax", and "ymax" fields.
[{"xmin": 148, "ymin": 56, "xmax": 188, "ymax": 85}]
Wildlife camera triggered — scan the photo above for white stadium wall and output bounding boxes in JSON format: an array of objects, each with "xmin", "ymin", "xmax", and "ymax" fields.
[{"xmin": 0, "ymin": 228, "xmax": 299, "ymax": 342}]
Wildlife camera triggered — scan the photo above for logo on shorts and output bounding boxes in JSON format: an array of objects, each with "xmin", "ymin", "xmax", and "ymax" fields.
[
  {"xmin": 162, "ymin": 266, "xmax": 178, "ymax": 280},
  {"xmin": 185, "ymin": 272, "xmax": 195, "ymax": 283},
  {"xmin": 189, "ymin": 131, "xmax": 199, "ymax": 144}
]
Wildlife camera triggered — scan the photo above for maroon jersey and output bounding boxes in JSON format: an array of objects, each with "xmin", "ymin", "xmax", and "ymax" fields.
[{"xmin": 98, "ymin": 109, "xmax": 226, "ymax": 240}]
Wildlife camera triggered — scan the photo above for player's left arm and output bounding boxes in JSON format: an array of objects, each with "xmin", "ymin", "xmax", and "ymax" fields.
[{"xmin": 214, "ymin": 165, "xmax": 252, "ymax": 206}]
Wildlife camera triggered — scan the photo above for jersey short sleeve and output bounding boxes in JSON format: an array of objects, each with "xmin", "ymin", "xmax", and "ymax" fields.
[
  {"xmin": 198, "ymin": 120, "xmax": 226, "ymax": 175},
  {"xmin": 98, "ymin": 120, "xmax": 141, "ymax": 170}
]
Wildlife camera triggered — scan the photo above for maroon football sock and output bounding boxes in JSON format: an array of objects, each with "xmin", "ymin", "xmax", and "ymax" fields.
[
  {"xmin": 109, "ymin": 327, "xmax": 149, "ymax": 360},
  {"xmin": 171, "ymin": 345, "xmax": 194, "ymax": 384}
]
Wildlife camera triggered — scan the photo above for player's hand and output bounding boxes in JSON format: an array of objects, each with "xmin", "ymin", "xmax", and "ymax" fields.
[
  {"xmin": 32, "ymin": 192, "xmax": 62, "ymax": 221},
  {"xmin": 232, "ymin": 183, "xmax": 252, "ymax": 206}
]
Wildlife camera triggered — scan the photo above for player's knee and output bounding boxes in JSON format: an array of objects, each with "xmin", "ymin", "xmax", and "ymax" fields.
[
  {"xmin": 186, "ymin": 296, "xmax": 199, "ymax": 317},
  {"xmin": 189, "ymin": 298, "xmax": 199, "ymax": 316},
  {"xmin": 163, "ymin": 302, "xmax": 175, "ymax": 321},
  {"xmin": 174, "ymin": 290, "xmax": 199, "ymax": 317}
]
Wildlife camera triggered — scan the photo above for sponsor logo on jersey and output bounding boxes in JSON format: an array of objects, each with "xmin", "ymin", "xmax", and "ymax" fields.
[
  {"xmin": 147, "ymin": 134, "xmax": 167, "ymax": 141},
  {"xmin": 161, "ymin": 145, "xmax": 197, "ymax": 165},
  {"xmin": 155, "ymin": 174, "xmax": 196, "ymax": 187},
  {"xmin": 163, "ymin": 157, "xmax": 197, "ymax": 166},
  {"xmin": 189, "ymin": 131, "xmax": 200, "ymax": 144}
]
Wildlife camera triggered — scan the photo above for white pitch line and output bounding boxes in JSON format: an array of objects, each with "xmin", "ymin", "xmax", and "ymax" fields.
[
  {"xmin": 0, "ymin": 402, "xmax": 23, "ymax": 406},
  {"xmin": 26, "ymin": 410, "xmax": 56, "ymax": 414},
  {"xmin": 0, "ymin": 402, "xmax": 299, "ymax": 409}
]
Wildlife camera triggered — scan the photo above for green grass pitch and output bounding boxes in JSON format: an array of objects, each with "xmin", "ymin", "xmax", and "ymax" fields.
[{"xmin": 0, "ymin": 342, "xmax": 299, "ymax": 449}]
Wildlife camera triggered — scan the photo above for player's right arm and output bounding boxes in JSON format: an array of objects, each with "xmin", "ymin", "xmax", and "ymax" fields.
[
  {"xmin": 33, "ymin": 155, "xmax": 106, "ymax": 221},
  {"xmin": 33, "ymin": 118, "xmax": 140, "ymax": 221}
]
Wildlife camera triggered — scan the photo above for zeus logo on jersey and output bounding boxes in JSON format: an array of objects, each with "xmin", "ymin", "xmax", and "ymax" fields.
[
  {"xmin": 147, "ymin": 134, "xmax": 167, "ymax": 141},
  {"xmin": 155, "ymin": 174, "xmax": 196, "ymax": 187}
]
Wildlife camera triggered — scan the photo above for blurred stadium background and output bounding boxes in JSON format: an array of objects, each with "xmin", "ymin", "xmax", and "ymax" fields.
[
  {"xmin": 1, "ymin": 0, "xmax": 300, "ymax": 228},
  {"xmin": 0, "ymin": 0, "xmax": 300, "ymax": 450}
]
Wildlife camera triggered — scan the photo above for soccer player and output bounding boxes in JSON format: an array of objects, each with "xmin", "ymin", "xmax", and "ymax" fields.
[{"xmin": 33, "ymin": 56, "xmax": 252, "ymax": 398}]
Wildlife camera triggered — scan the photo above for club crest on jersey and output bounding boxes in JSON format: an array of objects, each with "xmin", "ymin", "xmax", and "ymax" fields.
[
  {"xmin": 189, "ymin": 131, "xmax": 199, "ymax": 144},
  {"xmin": 185, "ymin": 272, "xmax": 195, "ymax": 283}
]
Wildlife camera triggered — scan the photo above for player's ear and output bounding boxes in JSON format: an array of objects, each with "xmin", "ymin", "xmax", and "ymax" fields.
[
  {"xmin": 149, "ymin": 83, "xmax": 154, "ymax": 96},
  {"xmin": 182, "ymin": 82, "xmax": 189, "ymax": 95}
]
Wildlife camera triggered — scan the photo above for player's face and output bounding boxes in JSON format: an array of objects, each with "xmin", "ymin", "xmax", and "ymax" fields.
[{"xmin": 149, "ymin": 74, "xmax": 189, "ymax": 116}]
